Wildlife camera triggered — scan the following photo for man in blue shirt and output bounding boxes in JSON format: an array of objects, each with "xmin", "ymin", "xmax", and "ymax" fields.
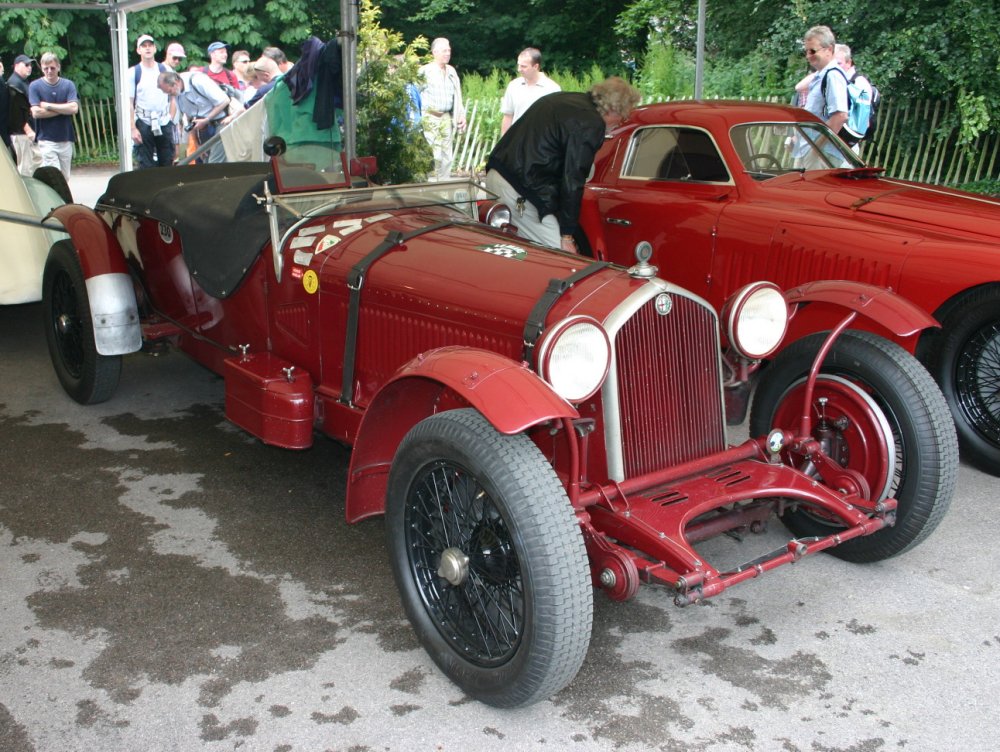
[{"xmin": 28, "ymin": 52, "xmax": 78, "ymax": 180}]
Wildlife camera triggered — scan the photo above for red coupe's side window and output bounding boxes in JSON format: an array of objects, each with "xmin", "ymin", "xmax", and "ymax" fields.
[{"xmin": 622, "ymin": 127, "xmax": 730, "ymax": 183}]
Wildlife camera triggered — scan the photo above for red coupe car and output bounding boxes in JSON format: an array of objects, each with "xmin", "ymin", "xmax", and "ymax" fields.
[{"xmin": 578, "ymin": 101, "xmax": 1000, "ymax": 474}]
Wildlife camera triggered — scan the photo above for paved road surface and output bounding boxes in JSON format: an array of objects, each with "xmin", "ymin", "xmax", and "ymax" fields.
[{"xmin": 0, "ymin": 168, "xmax": 996, "ymax": 751}]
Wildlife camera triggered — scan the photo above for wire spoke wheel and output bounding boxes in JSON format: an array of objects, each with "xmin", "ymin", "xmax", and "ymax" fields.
[
  {"xmin": 955, "ymin": 319, "xmax": 1000, "ymax": 445},
  {"xmin": 387, "ymin": 409, "xmax": 592, "ymax": 707},
  {"xmin": 406, "ymin": 461, "xmax": 523, "ymax": 666},
  {"xmin": 921, "ymin": 286, "xmax": 1000, "ymax": 474}
]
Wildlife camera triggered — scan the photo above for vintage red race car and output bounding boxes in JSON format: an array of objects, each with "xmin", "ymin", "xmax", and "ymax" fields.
[
  {"xmin": 577, "ymin": 100, "xmax": 1000, "ymax": 475},
  {"xmin": 31, "ymin": 136, "xmax": 956, "ymax": 707}
]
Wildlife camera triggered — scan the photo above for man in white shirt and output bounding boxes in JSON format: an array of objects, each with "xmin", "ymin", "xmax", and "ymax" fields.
[
  {"xmin": 129, "ymin": 34, "xmax": 175, "ymax": 168},
  {"xmin": 418, "ymin": 38, "xmax": 466, "ymax": 181},
  {"xmin": 500, "ymin": 48, "xmax": 561, "ymax": 135}
]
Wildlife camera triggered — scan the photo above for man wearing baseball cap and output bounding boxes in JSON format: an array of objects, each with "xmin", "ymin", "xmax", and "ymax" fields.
[
  {"xmin": 204, "ymin": 42, "xmax": 239, "ymax": 91},
  {"xmin": 164, "ymin": 42, "xmax": 186, "ymax": 71},
  {"xmin": 7, "ymin": 54, "xmax": 39, "ymax": 175},
  {"xmin": 129, "ymin": 34, "xmax": 175, "ymax": 168}
]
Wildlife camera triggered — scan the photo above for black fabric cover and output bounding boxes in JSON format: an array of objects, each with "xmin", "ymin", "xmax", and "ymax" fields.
[{"xmin": 98, "ymin": 163, "xmax": 274, "ymax": 299}]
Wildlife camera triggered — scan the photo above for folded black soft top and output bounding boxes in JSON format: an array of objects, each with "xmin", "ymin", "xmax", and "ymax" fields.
[{"xmin": 97, "ymin": 163, "xmax": 274, "ymax": 299}]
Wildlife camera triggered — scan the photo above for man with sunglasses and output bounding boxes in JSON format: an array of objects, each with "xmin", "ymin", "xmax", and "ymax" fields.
[
  {"xmin": 794, "ymin": 25, "xmax": 848, "ymax": 168},
  {"xmin": 801, "ymin": 26, "xmax": 848, "ymax": 135},
  {"xmin": 163, "ymin": 42, "xmax": 186, "ymax": 71}
]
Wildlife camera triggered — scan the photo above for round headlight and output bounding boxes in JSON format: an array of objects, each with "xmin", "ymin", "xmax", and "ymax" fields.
[
  {"xmin": 483, "ymin": 203, "xmax": 512, "ymax": 229},
  {"xmin": 536, "ymin": 316, "xmax": 611, "ymax": 403},
  {"xmin": 723, "ymin": 282, "xmax": 789, "ymax": 360}
]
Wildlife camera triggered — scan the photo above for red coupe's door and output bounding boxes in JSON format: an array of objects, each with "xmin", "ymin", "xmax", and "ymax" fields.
[{"xmin": 587, "ymin": 126, "xmax": 735, "ymax": 297}]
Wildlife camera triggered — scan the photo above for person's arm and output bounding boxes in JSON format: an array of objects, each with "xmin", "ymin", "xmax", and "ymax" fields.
[
  {"xmin": 556, "ymin": 118, "xmax": 605, "ymax": 253},
  {"xmin": 499, "ymin": 84, "xmax": 514, "ymax": 135},
  {"xmin": 128, "ymin": 68, "xmax": 142, "ymax": 144},
  {"xmin": 32, "ymin": 99, "xmax": 78, "ymax": 118},
  {"xmin": 825, "ymin": 111, "xmax": 848, "ymax": 133},
  {"xmin": 451, "ymin": 67, "xmax": 466, "ymax": 130},
  {"xmin": 824, "ymin": 69, "xmax": 849, "ymax": 133}
]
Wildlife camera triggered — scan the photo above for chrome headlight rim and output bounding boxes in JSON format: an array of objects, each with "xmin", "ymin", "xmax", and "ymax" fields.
[
  {"xmin": 536, "ymin": 315, "xmax": 612, "ymax": 403},
  {"xmin": 723, "ymin": 281, "xmax": 789, "ymax": 360},
  {"xmin": 483, "ymin": 202, "xmax": 512, "ymax": 229}
]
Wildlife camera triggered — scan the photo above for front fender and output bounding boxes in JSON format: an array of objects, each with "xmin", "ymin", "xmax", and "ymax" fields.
[
  {"xmin": 49, "ymin": 205, "xmax": 140, "ymax": 355},
  {"xmin": 345, "ymin": 346, "xmax": 578, "ymax": 522},
  {"xmin": 785, "ymin": 280, "xmax": 938, "ymax": 338}
]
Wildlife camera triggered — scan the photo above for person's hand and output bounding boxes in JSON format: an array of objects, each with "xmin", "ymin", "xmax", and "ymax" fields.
[
  {"xmin": 560, "ymin": 235, "xmax": 578, "ymax": 253},
  {"xmin": 131, "ymin": 126, "xmax": 142, "ymax": 145}
]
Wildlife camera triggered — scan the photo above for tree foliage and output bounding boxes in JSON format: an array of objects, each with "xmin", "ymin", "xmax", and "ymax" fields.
[
  {"xmin": 356, "ymin": 0, "xmax": 433, "ymax": 183},
  {"xmin": 377, "ymin": 0, "xmax": 633, "ymax": 75},
  {"xmin": 617, "ymin": 0, "xmax": 1000, "ymax": 139},
  {"xmin": 2, "ymin": 0, "xmax": 998, "ymax": 138}
]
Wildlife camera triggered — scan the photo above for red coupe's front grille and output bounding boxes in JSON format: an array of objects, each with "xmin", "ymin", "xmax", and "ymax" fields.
[{"xmin": 613, "ymin": 293, "xmax": 726, "ymax": 478}]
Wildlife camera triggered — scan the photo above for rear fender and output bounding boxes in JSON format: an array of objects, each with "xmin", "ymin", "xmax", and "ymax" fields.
[
  {"xmin": 49, "ymin": 205, "xmax": 140, "ymax": 355},
  {"xmin": 785, "ymin": 280, "xmax": 938, "ymax": 337},
  {"xmin": 345, "ymin": 346, "xmax": 578, "ymax": 522}
]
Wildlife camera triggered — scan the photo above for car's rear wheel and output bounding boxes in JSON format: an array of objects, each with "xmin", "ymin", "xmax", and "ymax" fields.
[
  {"xmin": 42, "ymin": 240, "xmax": 121, "ymax": 404},
  {"xmin": 386, "ymin": 409, "xmax": 592, "ymax": 707},
  {"xmin": 750, "ymin": 331, "xmax": 957, "ymax": 562},
  {"xmin": 920, "ymin": 286, "xmax": 1000, "ymax": 475},
  {"xmin": 32, "ymin": 166, "xmax": 73, "ymax": 204}
]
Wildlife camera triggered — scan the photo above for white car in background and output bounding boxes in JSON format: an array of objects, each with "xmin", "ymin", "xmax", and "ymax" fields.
[{"xmin": 0, "ymin": 146, "xmax": 70, "ymax": 304}]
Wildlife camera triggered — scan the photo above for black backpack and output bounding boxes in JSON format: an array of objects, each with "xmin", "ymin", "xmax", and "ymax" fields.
[{"xmin": 133, "ymin": 62, "xmax": 167, "ymax": 87}]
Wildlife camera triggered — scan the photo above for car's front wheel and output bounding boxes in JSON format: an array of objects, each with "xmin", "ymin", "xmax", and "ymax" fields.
[
  {"xmin": 42, "ymin": 240, "xmax": 122, "ymax": 404},
  {"xmin": 750, "ymin": 330, "xmax": 957, "ymax": 562},
  {"xmin": 920, "ymin": 286, "xmax": 1000, "ymax": 475},
  {"xmin": 386, "ymin": 409, "xmax": 592, "ymax": 708}
]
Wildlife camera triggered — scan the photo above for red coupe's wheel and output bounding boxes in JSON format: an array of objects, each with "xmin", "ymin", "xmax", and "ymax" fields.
[
  {"xmin": 920, "ymin": 286, "xmax": 1000, "ymax": 476},
  {"xmin": 750, "ymin": 331, "xmax": 957, "ymax": 562}
]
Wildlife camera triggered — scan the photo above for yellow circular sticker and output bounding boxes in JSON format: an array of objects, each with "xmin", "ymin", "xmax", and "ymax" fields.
[{"xmin": 302, "ymin": 269, "xmax": 319, "ymax": 294}]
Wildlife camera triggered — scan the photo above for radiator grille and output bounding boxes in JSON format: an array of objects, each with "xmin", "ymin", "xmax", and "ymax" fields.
[{"xmin": 610, "ymin": 289, "xmax": 726, "ymax": 478}]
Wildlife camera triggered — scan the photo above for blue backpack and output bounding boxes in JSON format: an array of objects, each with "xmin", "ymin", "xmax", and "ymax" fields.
[{"xmin": 822, "ymin": 67, "xmax": 877, "ymax": 146}]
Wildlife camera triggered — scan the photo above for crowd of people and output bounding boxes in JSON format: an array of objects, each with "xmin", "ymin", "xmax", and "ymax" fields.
[
  {"xmin": 1, "ymin": 34, "xmax": 297, "ymax": 176},
  {"xmin": 3, "ymin": 23, "xmax": 871, "ymax": 253}
]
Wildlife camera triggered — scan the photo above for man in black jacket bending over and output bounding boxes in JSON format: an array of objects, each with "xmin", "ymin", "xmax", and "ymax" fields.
[{"xmin": 485, "ymin": 76, "xmax": 639, "ymax": 253}]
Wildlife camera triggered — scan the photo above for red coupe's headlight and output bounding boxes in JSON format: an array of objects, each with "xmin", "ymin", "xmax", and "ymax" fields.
[
  {"xmin": 536, "ymin": 316, "xmax": 611, "ymax": 403},
  {"xmin": 481, "ymin": 202, "xmax": 512, "ymax": 229},
  {"xmin": 722, "ymin": 282, "xmax": 789, "ymax": 360}
]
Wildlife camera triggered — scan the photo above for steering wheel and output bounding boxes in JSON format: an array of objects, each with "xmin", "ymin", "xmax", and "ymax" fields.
[{"xmin": 747, "ymin": 153, "xmax": 782, "ymax": 170}]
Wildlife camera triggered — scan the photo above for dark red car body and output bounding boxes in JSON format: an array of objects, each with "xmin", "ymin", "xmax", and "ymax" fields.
[
  {"xmin": 579, "ymin": 100, "xmax": 1000, "ymax": 473},
  {"xmin": 32, "ymin": 143, "xmax": 955, "ymax": 707}
]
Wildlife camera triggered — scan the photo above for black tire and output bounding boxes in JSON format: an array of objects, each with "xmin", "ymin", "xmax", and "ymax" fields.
[
  {"xmin": 386, "ymin": 409, "xmax": 592, "ymax": 707},
  {"xmin": 919, "ymin": 286, "xmax": 1000, "ymax": 475},
  {"xmin": 750, "ymin": 330, "xmax": 957, "ymax": 562},
  {"xmin": 32, "ymin": 166, "xmax": 73, "ymax": 204},
  {"xmin": 42, "ymin": 240, "xmax": 122, "ymax": 404}
]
